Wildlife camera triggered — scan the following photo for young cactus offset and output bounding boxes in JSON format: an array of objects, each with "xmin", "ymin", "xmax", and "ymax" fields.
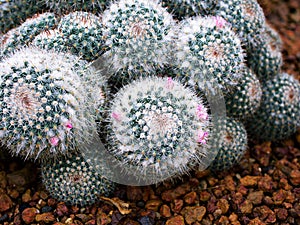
[
  {"xmin": 209, "ymin": 117, "xmax": 248, "ymax": 172},
  {"xmin": 225, "ymin": 67, "xmax": 262, "ymax": 120},
  {"xmin": 173, "ymin": 15, "xmax": 245, "ymax": 93},
  {"xmin": 245, "ymin": 73, "xmax": 300, "ymax": 141},
  {"xmin": 41, "ymin": 152, "xmax": 115, "ymax": 206},
  {"xmin": 101, "ymin": 0, "xmax": 175, "ymax": 84},
  {"xmin": 107, "ymin": 76, "xmax": 211, "ymax": 183},
  {"xmin": 159, "ymin": 0, "xmax": 217, "ymax": 20},
  {"xmin": 0, "ymin": 47, "xmax": 96, "ymax": 160}
]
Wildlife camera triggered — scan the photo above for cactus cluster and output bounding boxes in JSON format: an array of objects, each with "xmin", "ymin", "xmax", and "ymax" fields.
[{"xmin": 0, "ymin": 0, "xmax": 299, "ymax": 206}]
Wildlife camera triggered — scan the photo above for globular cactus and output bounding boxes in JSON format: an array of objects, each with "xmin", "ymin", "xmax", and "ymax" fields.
[
  {"xmin": 247, "ymin": 23, "xmax": 283, "ymax": 82},
  {"xmin": 101, "ymin": 0, "xmax": 175, "ymax": 84},
  {"xmin": 173, "ymin": 15, "xmax": 245, "ymax": 93},
  {"xmin": 41, "ymin": 152, "xmax": 115, "ymax": 206},
  {"xmin": 225, "ymin": 67, "xmax": 262, "ymax": 120},
  {"xmin": 1, "ymin": 12, "xmax": 57, "ymax": 56},
  {"xmin": 0, "ymin": 0, "xmax": 45, "ymax": 34},
  {"xmin": 159, "ymin": 0, "xmax": 217, "ymax": 20},
  {"xmin": 209, "ymin": 117, "xmax": 248, "ymax": 172},
  {"xmin": 213, "ymin": 0, "xmax": 266, "ymax": 44},
  {"xmin": 245, "ymin": 73, "xmax": 300, "ymax": 141},
  {"xmin": 107, "ymin": 76, "xmax": 211, "ymax": 183},
  {"xmin": 39, "ymin": 0, "xmax": 108, "ymax": 14},
  {"xmin": 0, "ymin": 47, "xmax": 97, "ymax": 160},
  {"xmin": 32, "ymin": 29, "xmax": 67, "ymax": 52}
]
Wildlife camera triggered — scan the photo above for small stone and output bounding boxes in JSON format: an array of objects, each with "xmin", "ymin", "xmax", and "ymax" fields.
[
  {"xmin": 199, "ymin": 191, "xmax": 211, "ymax": 202},
  {"xmin": 240, "ymin": 176, "xmax": 260, "ymax": 186},
  {"xmin": 7, "ymin": 188, "xmax": 19, "ymax": 199},
  {"xmin": 145, "ymin": 199, "xmax": 162, "ymax": 211},
  {"xmin": 160, "ymin": 204, "xmax": 171, "ymax": 218},
  {"xmin": 22, "ymin": 208, "xmax": 38, "ymax": 224},
  {"xmin": 126, "ymin": 186, "xmax": 143, "ymax": 201},
  {"xmin": 22, "ymin": 189, "xmax": 31, "ymax": 203},
  {"xmin": 96, "ymin": 210, "xmax": 111, "ymax": 225},
  {"xmin": 247, "ymin": 191, "xmax": 264, "ymax": 205},
  {"xmin": 166, "ymin": 215, "xmax": 185, "ymax": 225},
  {"xmin": 272, "ymin": 189, "xmax": 287, "ymax": 205},
  {"xmin": 180, "ymin": 206, "xmax": 206, "ymax": 224},
  {"xmin": 223, "ymin": 175, "xmax": 236, "ymax": 191},
  {"xmin": 239, "ymin": 200, "xmax": 253, "ymax": 214},
  {"xmin": 218, "ymin": 215, "xmax": 230, "ymax": 224},
  {"xmin": 253, "ymin": 206, "xmax": 276, "ymax": 223},
  {"xmin": 229, "ymin": 213, "xmax": 240, "ymax": 224},
  {"xmin": 0, "ymin": 193, "xmax": 13, "ymax": 212},
  {"xmin": 263, "ymin": 196, "xmax": 274, "ymax": 205},
  {"xmin": 162, "ymin": 184, "xmax": 190, "ymax": 202},
  {"xmin": 217, "ymin": 199, "xmax": 229, "ymax": 214},
  {"xmin": 171, "ymin": 199, "xmax": 183, "ymax": 213},
  {"xmin": 35, "ymin": 212, "xmax": 55, "ymax": 223},
  {"xmin": 275, "ymin": 208, "xmax": 288, "ymax": 220},
  {"xmin": 258, "ymin": 175, "xmax": 276, "ymax": 192},
  {"xmin": 56, "ymin": 202, "xmax": 69, "ymax": 216},
  {"xmin": 47, "ymin": 198, "xmax": 57, "ymax": 207},
  {"xmin": 183, "ymin": 191, "xmax": 197, "ymax": 205},
  {"xmin": 39, "ymin": 191, "xmax": 48, "ymax": 200},
  {"xmin": 248, "ymin": 218, "xmax": 265, "ymax": 225},
  {"xmin": 290, "ymin": 170, "xmax": 300, "ymax": 185}
]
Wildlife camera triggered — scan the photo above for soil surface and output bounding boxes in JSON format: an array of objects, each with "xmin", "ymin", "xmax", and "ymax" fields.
[{"xmin": 0, "ymin": 0, "xmax": 299, "ymax": 224}]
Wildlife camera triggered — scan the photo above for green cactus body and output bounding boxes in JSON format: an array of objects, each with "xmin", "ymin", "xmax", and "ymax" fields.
[
  {"xmin": 1, "ymin": 12, "xmax": 57, "ymax": 56},
  {"xmin": 247, "ymin": 24, "xmax": 283, "ymax": 82},
  {"xmin": 225, "ymin": 67, "xmax": 262, "ymax": 119},
  {"xmin": 0, "ymin": 0, "xmax": 45, "ymax": 34},
  {"xmin": 159, "ymin": 0, "xmax": 217, "ymax": 20},
  {"xmin": 54, "ymin": 11, "xmax": 105, "ymax": 61},
  {"xmin": 41, "ymin": 153, "xmax": 115, "ymax": 206},
  {"xmin": 107, "ymin": 76, "xmax": 211, "ymax": 182},
  {"xmin": 209, "ymin": 117, "xmax": 248, "ymax": 172},
  {"xmin": 173, "ymin": 16, "xmax": 245, "ymax": 92},
  {"xmin": 0, "ymin": 47, "xmax": 96, "ymax": 160},
  {"xmin": 33, "ymin": 29, "xmax": 67, "ymax": 52},
  {"xmin": 214, "ymin": 0, "xmax": 266, "ymax": 43},
  {"xmin": 102, "ymin": 0, "xmax": 175, "ymax": 83},
  {"xmin": 41, "ymin": 0, "xmax": 108, "ymax": 14},
  {"xmin": 245, "ymin": 73, "xmax": 300, "ymax": 141}
]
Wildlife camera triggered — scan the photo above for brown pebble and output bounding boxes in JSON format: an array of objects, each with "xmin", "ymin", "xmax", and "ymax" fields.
[
  {"xmin": 240, "ymin": 176, "xmax": 260, "ymax": 186},
  {"xmin": 47, "ymin": 198, "xmax": 57, "ymax": 207},
  {"xmin": 247, "ymin": 191, "xmax": 264, "ymax": 205},
  {"xmin": 217, "ymin": 199, "xmax": 229, "ymax": 214},
  {"xmin": 183, "ymin": 191, "xmax": 197, "ymax": 205},
  {"xmin": 145, "ymin": 199, "xmax": 162, "ymax": 211},
  {"xmin": 275, "ymin": 208, "xmax": 288, "ymax": 220},
  {"xmin": 0, "ymin": 193, "xmax": 13, "ymax": 212},
  {"xmin": 96, "ymin": 209, "xmax": 111, "ymax": 225},
  {"xmin": 22, "ymin": 208, "xmax": 38, "ymax": 224},
  {"xmin": 272, "ymin": 189, "xmax": 287, "ymax": 205},
  {"xmin": 56, "ymin": 202, "xmax": 69, "ymax": 216},
  {"xmin": 180, "ymin": 206, "xmax": 206, "ymax": 224},
  {"xmin": 253, "ymin": 205, "xmax": 276, "ymax": 223},
  {"xmin": 258, "ymin": 174, "xmax": 276, "ymax": 192},
  {"xmin": 166, "ymin": 215, "xmax": 185, "ymax": 225},
  {"xmin": 239, "ymin": 200, "xmax": 253, "ymax": 214},
  {"xmin": 35, "ymin": 212, "xmax": 55, "ymax": 223},
  {"xmin": 76, "ymin": 214, "xmax": 91, "ymax": 223},
  {"xmin": 199, "ymin": 191, "xmax": 211, "ymax": 202},
  {"xmin": 223, "ymin": 175, "xmax": 236, "ymax": 191},
  {"xmin": 126, "ymin": 186, "xmax": 143, "ymax": 201},
  {"xmin": 195, "ymin": 170, "xmax": 210, "ymax": 179},
  {"xmin": 218, "ymin": 215, "xmax": 230, "ymax": 224},
  {"xmin": 39, "ymin": 191, "xmax": 48, "ymax": 200},
  {"xmin": 22, "ymin": 189, "xmax": 32, "ymax": 203},
  {"xmin": 160, "ymin": 204, "xmax": 171, "ymax": 218},
  {"xmin": 162, "ymin": 184, "xmax": 190, "ymax": 202},
  {"xmin": 171, "ymin": 199, "xmax": 183, "ymax": 213},
  {"xmin": 7, "ymin": 188, "xmax": 19, "ymax": 199},
  {"xmin": 85, "ymin": 219, "xmax": 96, "ymax": 225},
  {"xmin": 290, "ymin": 170, "xmax": 300, "ymax": 185},
  {"xmin": 248, "ymin": 217, "xmax": 266, "ymax": 225},
  {"xmin": 229, "ymin": 213, "xmax": 240, "ymax": 224},
  {"xmin": 53, "ymin": 223, "xmax": 65, "ymax": 225}
]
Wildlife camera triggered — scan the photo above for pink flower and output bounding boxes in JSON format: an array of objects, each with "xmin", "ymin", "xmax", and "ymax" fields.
[
  {"xmin": 197, "ymin": 130, "xmax": 209, "ymax": 144},
  {"xmin": 65, "ymin": 121, "xmax": 73, "ymax": 130},
  {"xmin": 50, "ymin": 136, "xmax": 59, "ymax": 146},
  {"xmin": 112, "ymin": 112, "xmax": 122, "ymax": 122},
  {"xmin": 196, "ymin": 105, "xmax": 208, "ymax": 120},
  {"xmin": 215, "ymin": 16, "xmax": 226, "ymax": 29},
  {"xmin": 166, "ymin": 77, "xmax": 174, "ymax": 89}
]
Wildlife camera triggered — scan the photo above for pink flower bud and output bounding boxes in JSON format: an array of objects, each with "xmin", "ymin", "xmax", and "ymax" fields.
[
  {"xmin": 65, "ymin": 121, "xmax": 73, "ymax": 129},
  {"xmin": 197, "ymin": 130, "xmax": 209, "ymax": 144},
  {"xmin": 215, "ymin": 16, "xmax": 226, "ymax": 29},
  {"xmin": 50, "ymin": 136, "xmax": 59, "ymax": 146},
  {"xmin": 112, "ymin": 112, "xmax": 122, "ymax": 122},
  {"xmin": 196, "ymin": 105, "xmax": 208, "ymax": 120},
  {"xmin": 166, "ymin": 77, "xmax": 174, "ymax": 89}
]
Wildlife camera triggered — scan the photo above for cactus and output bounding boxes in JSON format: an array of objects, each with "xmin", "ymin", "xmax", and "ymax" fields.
[
  {"xmin": 214, "ymin": 0, "xmax": 266, "ymax": 44},
  {"xmin": 107, "ymin": 76, "xmax": 211, "ymax": 183},
  {"xmin": 40, "ymin": 0, "xmax": 108, "ymax": 14},
  {"xmin": 32, "ymin": 29, "xmax": 67, "ymax": 52},
  {"xmin": 101, "ymin": 0, "xmax": 175, "ymax": 84},
  {"xmin": 0, "ymin": 47, "xmax": 97, "ymax": 160},
  {"xmin": 159, "ymin": 0, "xmax": 217, "ymax": 20},
  {"xmin": 225, "ymin": 67, "xmax": 262, "ymax": 119},
  {"xmin": 247, "ymin": 23, "xmax": 283, "ymax": 82},
  {"xmin": 1, "ymin": 12, "xmax": 57, "ymax": 57},
  {"xmin": 0, "ymin": 0, "xmax": 45, "ymax": 34},
  {"xmin": 172, "ymin": 15, "xmax": 245, "ymax": 92},
  {"xmin": 245, "ymin": 73, "xmax": 300, "ymax": 141},
  {"xmin": 209, "ymin": 117, "xmax": 248, "ymax": 172},
  {"xmin": 41, "ymin": 152, "xmax": 115, "ymax": 206}
]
